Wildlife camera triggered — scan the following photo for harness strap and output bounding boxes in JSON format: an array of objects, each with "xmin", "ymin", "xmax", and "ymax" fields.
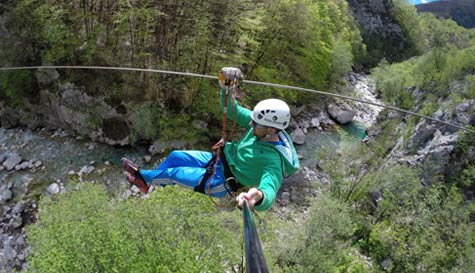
[
  {"xmin": 193, "ymin": 147, "xmax": 243, "ymax": 194},
  {"xmin": 193, "ymin": 152, "xmax": 218, "ymax": 193},
  {"xmin": 198, "ymin": 79, "xmax": 241, "ymax": 206}
]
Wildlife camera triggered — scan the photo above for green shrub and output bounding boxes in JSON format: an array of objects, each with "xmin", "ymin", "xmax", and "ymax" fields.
[
  {"xmin": 419, "ymin": 94, "xmax": 438, "ymax": 116},
  {"xmin": 0, "ymin": 70, "xmax": 36, "ymax": 106},
  {"xmin": 465, "ymin": 75, "xmax": 475, "ymax": 100},
  {"xmin": 129, "ymin": 103, "xmax": 162, "ymax": 143},
  {"xmin": 273, "ymin": 194, "xmax": 373, "ymax": 273},
  {"xmin": 26, "ymin": 184, "xmax": 242, "ymax": 273}
]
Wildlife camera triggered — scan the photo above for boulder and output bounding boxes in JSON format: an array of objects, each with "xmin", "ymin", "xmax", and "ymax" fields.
[
  {"xmin": 327, "ymin": 101, "xmax": 356, "ymax": 124},
  {"xmin": 406, "ymin": 120, "xmax": 438, "ymax": 152},
  {"xmin": 47, "ymin": 183, "xmax": 60, "ymax": 195},
  {"xmin": 291, "ymin": 127, "xmax": 306, "ymax": 145},
  {"xmin": 35, "ymin": 84, "xmax": 131, "ymax": 145},
  {"xmin": 3, "ymin": 153, "xmax": 22, "ymax": 171},
  {"xmin": 0, "ymin": 108, "xmax": 21, "ymax": 129},
  {"xmin": 35, "ymin": 68, "xmax": 60, "ymax": 86}
]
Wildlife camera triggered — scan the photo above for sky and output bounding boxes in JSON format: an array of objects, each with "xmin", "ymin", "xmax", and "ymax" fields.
[{"xmin": 406, "ymin": 0, "xmax": 439, "ymax": 5}]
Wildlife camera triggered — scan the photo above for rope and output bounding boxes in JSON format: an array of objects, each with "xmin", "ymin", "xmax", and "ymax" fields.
[
  {"xmin": 206, "ymin": 82, "xmax": 240, "ymax": 207},
  {"xmin": 1, "ymin": 65, "xmax": 474, "ymax": 134}
]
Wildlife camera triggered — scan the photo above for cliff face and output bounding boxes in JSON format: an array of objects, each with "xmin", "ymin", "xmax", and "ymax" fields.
[
  {"xmin": 347, "ymin": 0, "xmax": 423, "ymax": 67},
  {"xmin": 416, "ymin": 0, "xmax": 475, "ymax": 28}
]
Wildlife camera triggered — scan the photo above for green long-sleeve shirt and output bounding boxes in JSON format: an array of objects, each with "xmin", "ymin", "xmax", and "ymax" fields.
[{"xmin": 220, "ymin": 90, "xmax": 300, "ymax": 211}]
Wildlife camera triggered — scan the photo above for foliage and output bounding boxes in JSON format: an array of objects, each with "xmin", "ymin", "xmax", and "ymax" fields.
[
  {"xmin": 419, "ymin": 94, "xmax": 438, "ymax": 116},
  {"xmin": 371, "ymin": 59, "xmax": 416, "ymax": 110},
  {"xmin": 369, "ymin": 185, "xmax": 475, "ymax": 273},
  {"xmin": 390, "ymin": 0, "xmax": 427, "ymax": 58},
  {"xmin": 1, "ymin": 0, "xmax": 365, "ymax": 110},
  {"xmin": 272, "ymin": 194, "xmax": 373, "ymax": 273},
  {"xmin": 129, "ymin": 103, "xmax": 162, "ymax": 143},
  {"xmin": 371, "ymin": 13, "xmax": 475, "ymax": 108},
  {"xmin": 465, "ymin": 75, "xmax": 475, "ymax": 100},
  {"xmin": 26, "ymin": 184, "xmax": 242, "ymax": 273},
  {"xmin": 0, "ymin": 70, "xmax": 36, "ymax": 106},
  {"xmin": 316, "ymin": 136, "xmax": 378, "ymax": 206},
  {"xmin": 353, "ymin": 0, "xmax": 426, "ymax": 67}
]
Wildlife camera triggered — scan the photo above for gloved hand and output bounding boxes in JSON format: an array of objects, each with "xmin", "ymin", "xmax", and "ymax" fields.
[{"xmin": 218, "ymin": 67, "xmax": 243, "ymax": 90}]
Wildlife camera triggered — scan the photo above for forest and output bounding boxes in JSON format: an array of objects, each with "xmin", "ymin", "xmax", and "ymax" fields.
[{"xmin": 1, "ymin": 0, "xmax": 475, "ymax": 272}]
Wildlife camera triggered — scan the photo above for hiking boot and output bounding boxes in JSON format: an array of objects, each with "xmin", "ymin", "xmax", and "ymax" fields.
[
  {"xmin": 121, "ymin": 157, "xmax": 140, "ymax": 174},
  {"xmin": 121, "ymin": 157, "xmax": 150, "ymax": 194},
  {"xmin": 125, "ymin": 172, "xmax": 150, "ymax": 194}
]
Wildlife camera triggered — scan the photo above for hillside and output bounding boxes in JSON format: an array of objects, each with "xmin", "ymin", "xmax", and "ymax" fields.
[{"xmin": 416, "ymin": 0, "xmax": 475, "ymax": 28}]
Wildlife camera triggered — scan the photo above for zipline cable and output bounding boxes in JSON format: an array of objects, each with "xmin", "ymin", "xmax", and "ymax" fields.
[{"xmin": 1, "ymin": 65, "xmax": 474, "ymax": 134}]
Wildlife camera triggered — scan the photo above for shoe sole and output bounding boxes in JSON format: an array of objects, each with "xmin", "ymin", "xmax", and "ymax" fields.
[{"xmin": 121, "ymin": 157, "xmax": 150, "ymax": 193}]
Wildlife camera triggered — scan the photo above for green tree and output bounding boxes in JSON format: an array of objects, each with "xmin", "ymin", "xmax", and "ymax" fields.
[
  {"xmin": 273, "ymin": 194, "xmax": 373, "ymax": 273},
  {"xmin": 26, "ymin": 184, "xmax": 242, "ymax": 273}
]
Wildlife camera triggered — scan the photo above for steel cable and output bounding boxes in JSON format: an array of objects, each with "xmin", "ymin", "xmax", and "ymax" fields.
[{"xmin": 1, "ymin": 65, "xmax": 474, "ymax": 134}]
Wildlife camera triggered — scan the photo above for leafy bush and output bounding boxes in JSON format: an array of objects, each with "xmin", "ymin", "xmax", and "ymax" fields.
[
  {"xmin": 371, "ymin": 59, "xmax": 416, "ymax": 110},
  {"xmin": 465, "ymin": 75, "xmax": 475, "ymax": 100},
  {"xmin": 376, "ymin": 185, "xmax": 475, "ymax": 273},
  {"xmin": 129, "ymin": 103, "xmax": 162, "ymax": 143},
  {"xmin": 26, "ymin": 184, "xmax": 242, "ymax": 273},
  {"xmin": 272, "ymin": 194, "xmax": 373, "ymax": 273},
  {"xmin": 0, "ymin": 70, "xmax": 36, "ymax": 106}
]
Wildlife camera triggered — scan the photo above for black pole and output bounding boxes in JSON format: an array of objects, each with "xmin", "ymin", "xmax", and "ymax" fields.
[{"xmin": 242, "ymin": 200, "xmax": 269, "ymax": 273}]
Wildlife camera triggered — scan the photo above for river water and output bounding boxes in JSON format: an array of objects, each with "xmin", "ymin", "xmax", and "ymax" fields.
[{"xmin": 296, "ymin": 73, "xmax": 382, "ymax": 167}]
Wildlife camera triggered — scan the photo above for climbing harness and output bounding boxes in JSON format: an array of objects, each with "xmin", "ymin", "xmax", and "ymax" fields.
[
  {"xmin": 193, "ymin": 68, "xmax": 244, "ymax": 206},
  {"xmin": 1, "ymin": 65, "xmax": 473, "ymax": 134}
]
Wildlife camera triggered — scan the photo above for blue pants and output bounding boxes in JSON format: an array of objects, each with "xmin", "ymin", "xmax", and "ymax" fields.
[{"xmin": 139, "ymin": 150, "xmax": 229, "ymax": 197}]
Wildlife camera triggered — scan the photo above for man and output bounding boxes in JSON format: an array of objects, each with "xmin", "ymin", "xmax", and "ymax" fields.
[{"xmin": 122, "ymin": 67, "xmax": 300, "ymax": 211}]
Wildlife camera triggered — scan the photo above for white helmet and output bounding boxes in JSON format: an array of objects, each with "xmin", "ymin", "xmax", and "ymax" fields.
[{"xmin": 251, "ymin": 99, "xmax": 291, "ymax": 130}]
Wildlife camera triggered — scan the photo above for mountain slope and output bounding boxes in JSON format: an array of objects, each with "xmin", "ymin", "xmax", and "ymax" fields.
[{"xmin": 415, "ymin": 0, "xmax": 475, "ymax": 28}]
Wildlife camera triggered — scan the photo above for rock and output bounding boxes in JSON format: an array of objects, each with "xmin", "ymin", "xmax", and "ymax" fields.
[
  {"xmin": 144, "ymin": 155, "xmax": 152, "ymax": 163},
  {"xmin": 0, "ymin": 189, "xmax": 13, "ymax": 203},
  {"xmin": 15, "ymin": 161, "xmax": 30, "ymax": 171},
  {"xmin": 122, "ymin": 189, "xmax": 133, "ymax": 199},
  {"xmin": 35, "ymin": 68, "xmax": 60, "ymax": 86},
  {"xmin": 47, "ymin": 183, "xmax": 60, "ymax": 195},
  {"xmin": 33, "ymin": 160, "xmax": 42, "ymax": 168},
  {"xmin": 3, "ymin": 243, "xmax": 17, "ymax": 262},
  {"xmin": 0, "ymin": 108, "xmax": 21, "ymax": 129},
  {"xmin": 454, "ymin": 100, "xmax": 475, "ymax": 126},
  {"xmin": 291, "ymin": 127, "xmax": 306, "ymax": 145},
  {"xmin": 12, "ymin": 202, "xmax": 25, "ymax": 214},
  {"xmin": 280, "ymin": 191, "xmax": 291, "ymax": 205},
  {"xmin": 381, "ymin": 259, "xmax": 392, "ymax": 271},
  {"xmin": 407, "ymin": 121, "xmax": 437, "ymax": 151},
  {"xmin": 317, "ymin": 111, "xmax": 336, "ymax": 126},
  {"xmin": 310, "ymin": 118, "xmax": 320, "ymax": 128},
  {"xmin": 0, "ymin": 153, "xmax": 7, "ymax": 164},
  {"xmin": 78, "ymin": 165, "xmax": 95, "ymax": 176},
  {"xmin": 12, "ymin": 215, "xmax": 23, "ymax": 228},
  {"xmin": 192, "ymin": 119, "xmax": 207, "ymax": 129},
  {"xmin": 2, "ymin": 153, "xmax": 22, "ymax": 171},
  {"xmin": 327, "ymin": 101, "xmax": 356, "ymax": 124}
]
